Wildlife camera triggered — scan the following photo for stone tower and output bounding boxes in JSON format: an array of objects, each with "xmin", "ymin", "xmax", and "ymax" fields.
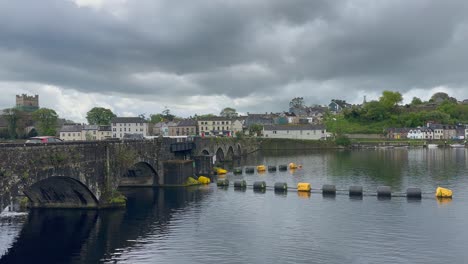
[{"xmin": 16, "ymin": 94, "xmax": 39, "ymax": 112}]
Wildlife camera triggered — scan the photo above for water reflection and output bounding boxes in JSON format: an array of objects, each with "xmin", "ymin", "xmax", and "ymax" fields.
[{"xmin": 0, "ymin": 187, "xmax": 210, "ymax": 264}]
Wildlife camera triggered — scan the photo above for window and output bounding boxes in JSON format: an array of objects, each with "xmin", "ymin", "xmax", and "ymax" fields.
[
  {"xmin": 68, "ymin": 133, "xmax": 71, "ymax": 136},
  {"xmin": 222, "ymin": 121, "xmax": 224, "ymax": 125},
  {"xmin": 93, "ymin": 131, "xmax": 96, "ymax": 134},
  {"xmin": 222, "ymin": 127, "xmax": 224, "ymax": 130}
]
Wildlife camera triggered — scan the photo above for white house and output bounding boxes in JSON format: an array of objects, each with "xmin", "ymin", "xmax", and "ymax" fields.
[
  {"xmin": 263, "ymin": 125, "xmax": 326, "ymax": 140},
  {"xmin": 408, "ymin": 127, "xmax": 433, "ymax": 140},
  {"xmin": 111, "ymin": 117, "xmax": 148, "ymax": 139}
]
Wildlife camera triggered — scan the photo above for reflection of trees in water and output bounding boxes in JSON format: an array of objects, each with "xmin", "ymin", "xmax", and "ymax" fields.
[
  {"xmin": 327, "ymin": 149, "xmax": 409, "ymax": 188},
  {"xmin": 0, "ymin": 187, "xmax": 211, "ymax": 264}
]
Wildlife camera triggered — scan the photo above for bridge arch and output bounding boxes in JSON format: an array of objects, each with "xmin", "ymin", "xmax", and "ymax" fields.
[
  {"xmin": 201, "ymin": 149, "xmax": 210, "ymax": 155},
  {"xmin": 120, "ymin": 161, "xmax": 158, "ymax": 187},
  {"xmin": 216, "ymin": 147, "xmax": 225, "ymax": 162},
  {"xmin": 226, "ymin": 146, "xmax": 234, "ymax": 161},
  {"xmin": 24, "ymin": 176, "xmax": 99, "ymax": 208}
]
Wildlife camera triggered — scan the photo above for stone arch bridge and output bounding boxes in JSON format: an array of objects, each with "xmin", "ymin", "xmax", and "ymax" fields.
[{"xmin": 0, "ymin": 137, "xmax": 260, "ymax": 209}]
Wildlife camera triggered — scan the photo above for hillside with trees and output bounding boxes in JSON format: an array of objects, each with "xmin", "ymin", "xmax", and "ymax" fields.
[{"xmin": 325, "ymin": 91, "xmax": 468, "ymax": 134}]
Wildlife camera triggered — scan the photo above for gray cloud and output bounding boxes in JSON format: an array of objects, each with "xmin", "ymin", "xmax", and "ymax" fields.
[{"xmin": 1, "ymin": 0, "xmax": 468, "ymax": 119}]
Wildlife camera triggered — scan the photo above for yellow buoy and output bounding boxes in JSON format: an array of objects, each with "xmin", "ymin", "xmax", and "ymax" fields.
[
  {"xmin": 198, "ymin": 176, "xmax": 211, "ymax": 184},
  {"xmin": 435, "ymin": 187, "xmax": 453, "ymax": 198},
  {"xmin": 257, "ymin": 165, "xmax": 266, "ymax": 172},
  {"xmin": 289, "ymin": 163, "xmax": 298, "ymax": 169},
  {"xmin": 215, "ymin": 167, "xmax": 227, "ymax": 174},
  {"xmin": 297, "ymin": 182, "xmax": 311, "ymax": 192},
  {"xmin": 185, "ymin": 177, "xmax": 200, "ymax": 186}
]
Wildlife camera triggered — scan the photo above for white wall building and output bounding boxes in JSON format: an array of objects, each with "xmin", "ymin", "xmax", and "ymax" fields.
[
  {"xmin": 408, "ymin": 128, "xmax": 434, "ymax": 140},
  {"xmin": 111, "ymin": 117, "xmax": 148, "ymax": 139},
  {"xmin": 198, "ymin": 117, "xmax": 233, "ymax": 136},
  {"xmin": 263, "ymin": 125, "xmax": 326, "ymax": 140},
  {"xmin": 60, "ymin": 124, "xmax": 83, "ymax": 141},
  {"xmin": 60, "ymin": 124, "xmax": 112, "ymax": 141}
]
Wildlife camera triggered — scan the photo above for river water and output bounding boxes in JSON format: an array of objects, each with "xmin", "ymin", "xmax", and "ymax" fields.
[{"xmin": 1, "ymin": 148, "xmax": 467, "ymax": 263}]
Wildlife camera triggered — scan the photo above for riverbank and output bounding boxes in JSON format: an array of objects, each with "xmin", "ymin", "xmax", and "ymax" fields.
[
  {"xmin": 260, "ymin": 138, "xmax": 339, "ymax": 150},
  {"xmin": 259, "ymin": 138, "xmax": 466, "ymax": 150}
]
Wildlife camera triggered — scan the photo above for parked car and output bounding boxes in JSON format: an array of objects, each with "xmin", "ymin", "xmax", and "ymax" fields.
[{"xmin": 25, "ymin": 136, "xmax": 63, "ymax": 144}]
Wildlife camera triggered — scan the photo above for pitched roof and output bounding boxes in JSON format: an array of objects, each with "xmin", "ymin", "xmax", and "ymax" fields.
[
  {"xmin": 177, "ymin": 119, "xmax": 197, "ymax": 127},
  {"xmin": 197, "ymin": 116, "xmax": 233, "ymax": 121},
  {"xmin": 264, "ymin": 124, "xmax": 325, "ymax": 131},
  {"xmin": 111, "ymin": 117, "xmax": 147, "ymax": 123},
  {"xmin": 60, "ymin": 124, "xmax": 83, "ymax": 132}
]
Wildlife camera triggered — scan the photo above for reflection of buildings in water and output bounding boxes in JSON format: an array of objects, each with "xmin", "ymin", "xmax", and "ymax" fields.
[
  {"xmin": 0, "ymin": 187, "xmax": 211, "ymax": 264},
  {"xmin": 406, "ymin": 148, "xmax": 467, "ymax": 190}
]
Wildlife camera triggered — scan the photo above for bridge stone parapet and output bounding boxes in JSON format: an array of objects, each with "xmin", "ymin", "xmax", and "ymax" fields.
[
  {"xmin": 0, "ymin": 139, "xmax": 174, "ymax": 209},
  {"xmin": 0, "ymin": 137, "xmax": 260, "ymax": 209}
]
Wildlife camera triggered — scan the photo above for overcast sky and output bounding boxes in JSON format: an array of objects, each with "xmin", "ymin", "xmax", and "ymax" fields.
[{"xmin": 1, "ymin": 0, "xmax": 468, "ymax": 122}]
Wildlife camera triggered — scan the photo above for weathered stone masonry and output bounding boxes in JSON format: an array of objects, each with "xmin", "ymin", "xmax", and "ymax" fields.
[{"xmin": 0, "ymin": 138, "xmax": 260, "ymax": 209}]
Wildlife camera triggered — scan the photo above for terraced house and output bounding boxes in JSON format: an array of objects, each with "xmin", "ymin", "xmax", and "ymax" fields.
[
  {"xmin": 111, "ymin": 117, "xmax": 148, "ymax": 139},
  {"xmin": 197, "ymin": 117, "xmax": 233, "ymax": 136},
  {"xmin": 170, "ymin": 120, "xmax": 197, "ymax": 136},
  {"xmin": 59, "ymin": 124, "xmax": 112, "ymax": 141}
]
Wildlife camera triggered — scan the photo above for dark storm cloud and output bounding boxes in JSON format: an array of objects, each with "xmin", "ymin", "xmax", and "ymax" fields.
[{"xmin": 1, "ymin": 0, "xmax": 468, "ymax": 113}]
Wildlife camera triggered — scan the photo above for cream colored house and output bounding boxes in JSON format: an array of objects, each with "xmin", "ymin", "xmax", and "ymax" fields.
[
  {"xmin": 60, "ymin": 124, "xmax": 112, "ymax": 141},
  {"xmin": 60, "ymin": 124, "xmax": 83, "ymax": 141},
  {"xmin": 198, "ymin": 117, "xmax": 233, "ymax": 136}
]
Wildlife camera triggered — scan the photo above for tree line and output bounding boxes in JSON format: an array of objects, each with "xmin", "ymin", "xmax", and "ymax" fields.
[{"xmin": 326, "ymin": 91, "xmax": 468, "ymax": 135}]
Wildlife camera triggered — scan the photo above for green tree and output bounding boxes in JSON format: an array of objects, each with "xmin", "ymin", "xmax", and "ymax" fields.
[
  {"xmin": 220, "ymin": 107, "xmax": 238, "ymax": 118},
  {"xmin": 162, "ymin": 108, "xmax": 175, "ymax": 121},
  {"xmin": 379, "ymin": 90, "xmax": 402, "ymax": 109},
  {"xmin": 150, "ymin": 114, "xmax": 164, "ymax": 124},
  {"xmin": 430, "ymin": 92, "xmax": 457, "ymax": 104},
  {"xmin": 86, "ymin": 107, "xmax": 116, "ymax": 125},
  {"xmin": 3, "ymin": 108, "xmax": 20, "ymax": 139},
  {"xmin": 411, "ymin": 97, "xmax": 423, "ymax": 105},
  {"xmin": 196, "ymin": 113, "xmax": 216, "ymax": 119},
  {"xmin": 289, "ymin": 97, "xmax": 305, "ymax": 109},
  {"xmin": 324, "ymin": 114, "xmax": 347, "ymax": 136},
  {"xmin": 248, "ymin": 124, "xmax": 263, "ymax": 136},
  {"xmin": 32, "ymin": 108, "xmax": 58, "ymax": 136}
]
